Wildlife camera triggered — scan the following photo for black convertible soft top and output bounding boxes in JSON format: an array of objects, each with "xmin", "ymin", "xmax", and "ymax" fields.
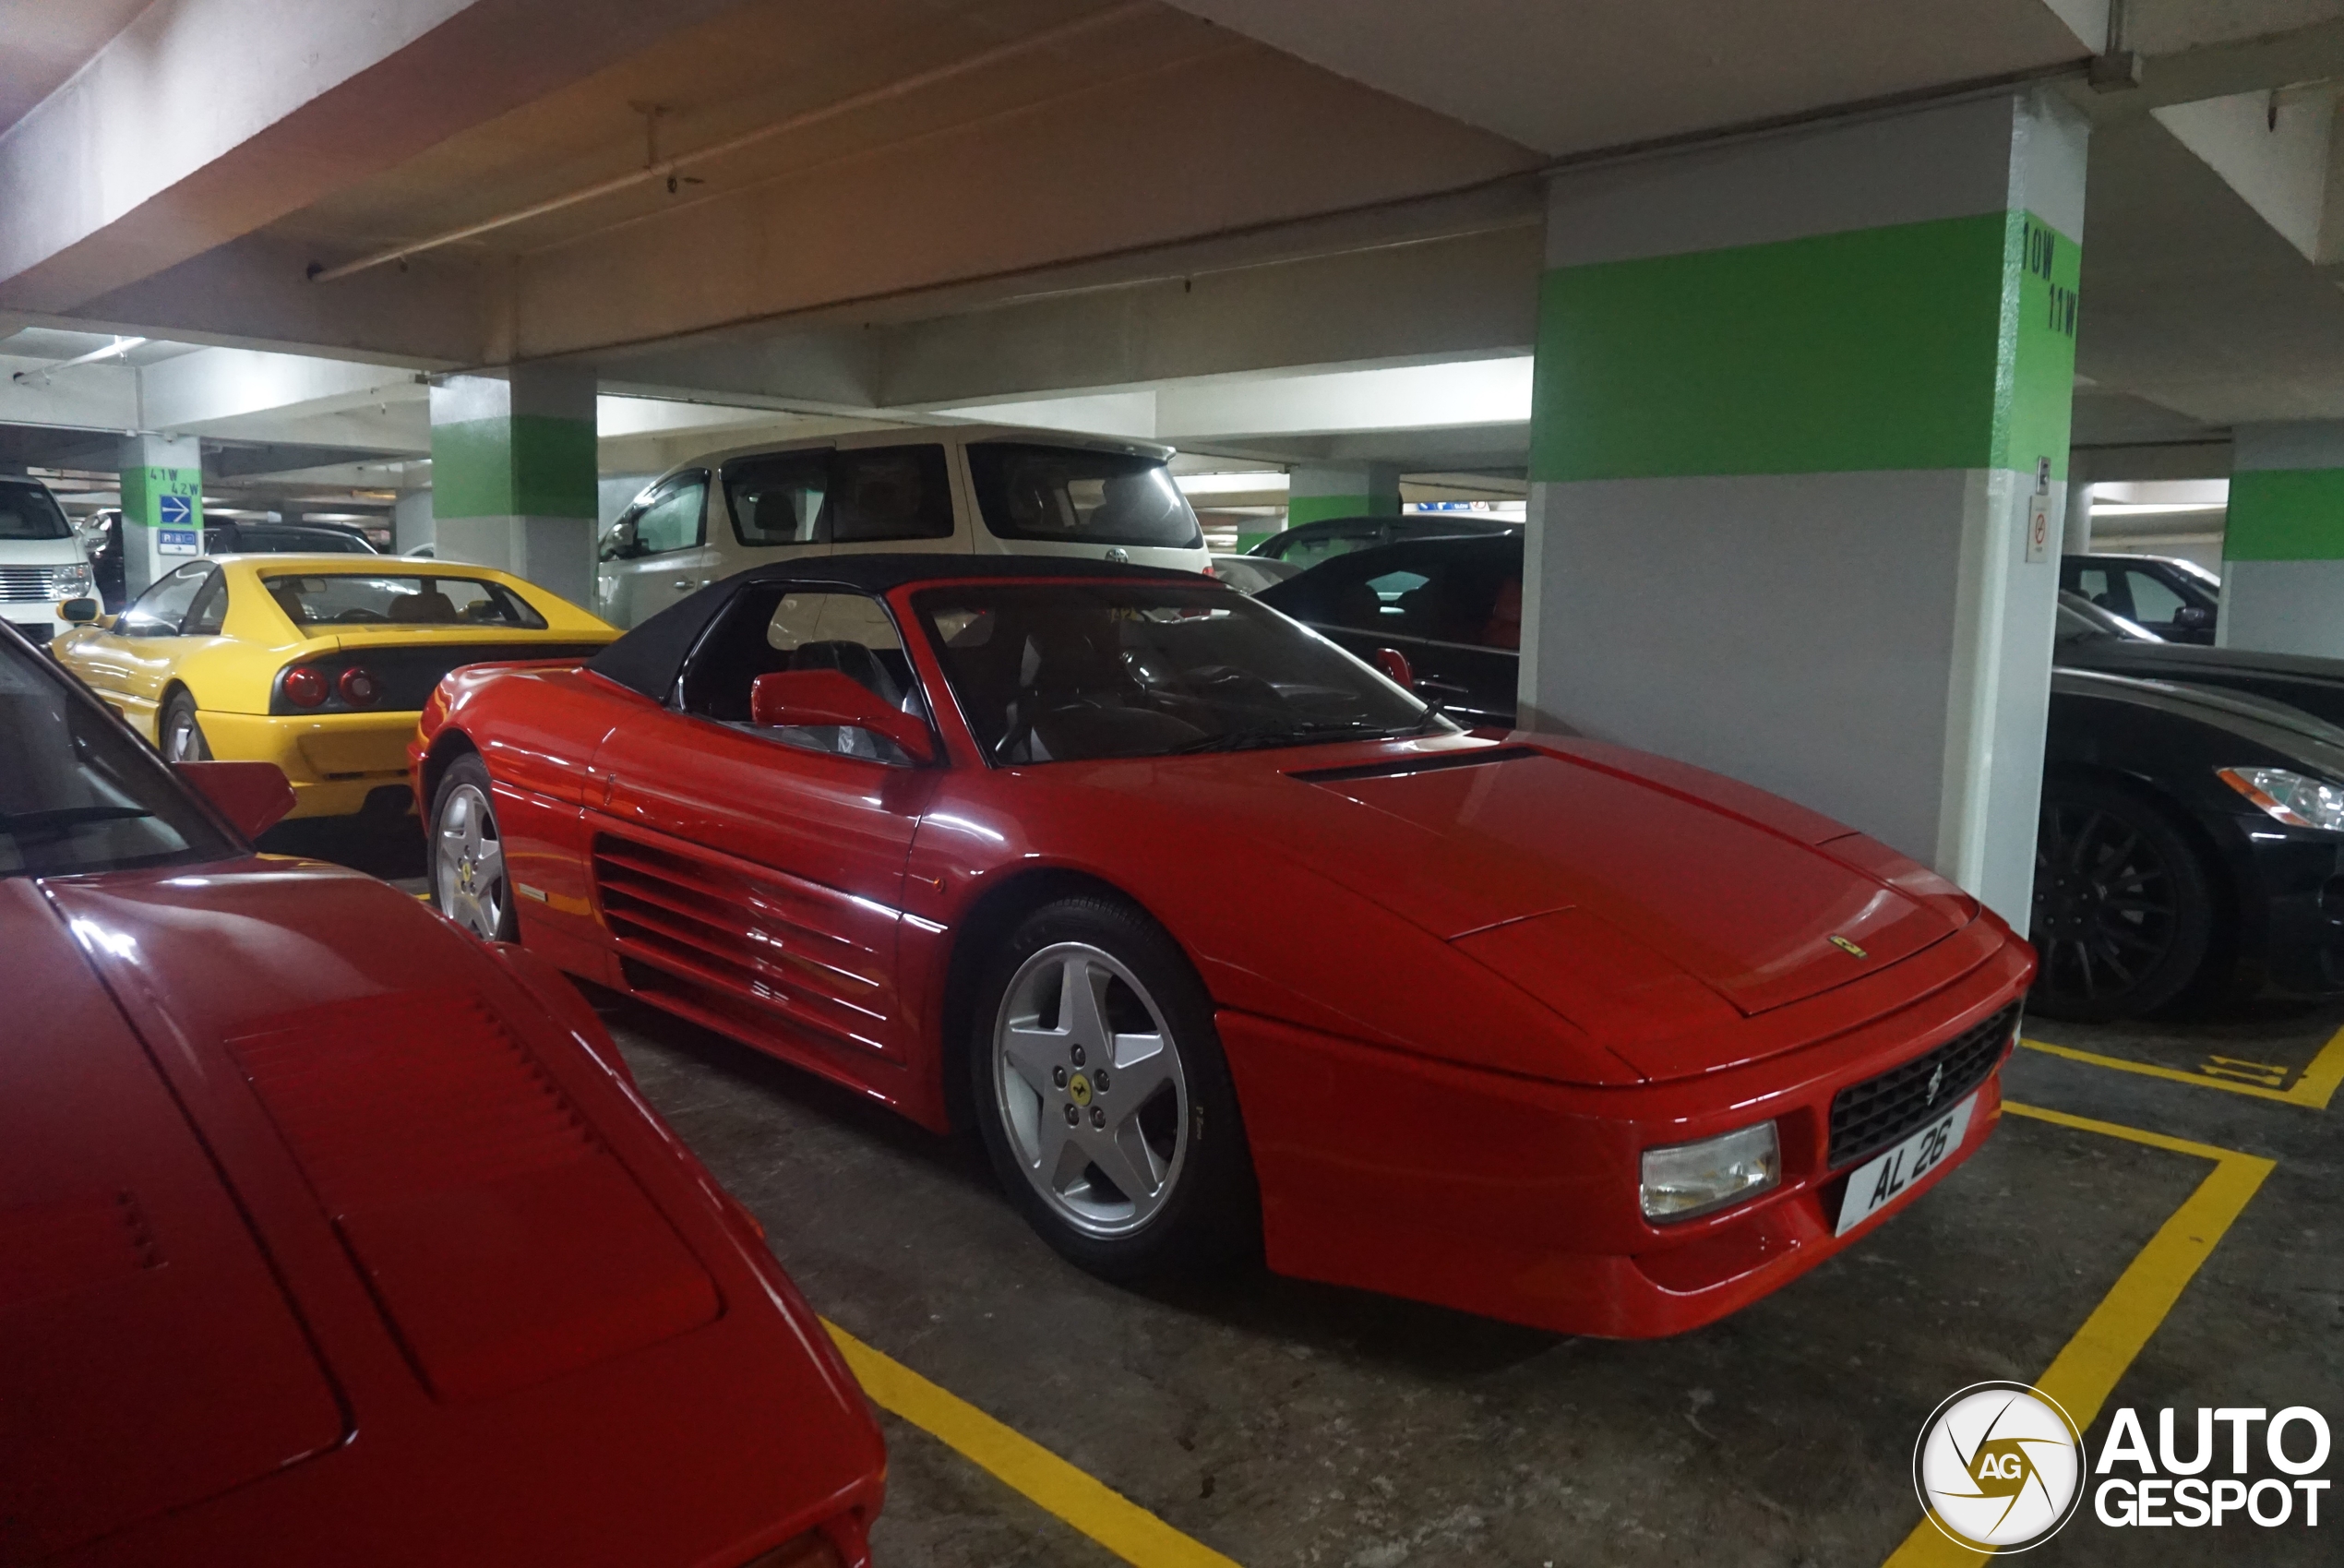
[{"xmin": 586, "ymin": 552, "xmax": 1205, "ymax": 702}]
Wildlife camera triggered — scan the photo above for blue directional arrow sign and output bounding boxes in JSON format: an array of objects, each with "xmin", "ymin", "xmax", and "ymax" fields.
[{"xmin": 158, "ymin": 494, "xmax": 193, "ymax": 527}]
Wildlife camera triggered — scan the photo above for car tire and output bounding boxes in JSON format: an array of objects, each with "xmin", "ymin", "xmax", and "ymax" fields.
[
  {"xmin": 968, "ymin": 895, "xmax": 1259, "ymax": 1281},
  {"xmin": 159, "ymin": 689, "xmax": 211, "ymax": 761},
  {"xmin": 430, "ymin": 754, "xmax": 518, "ymax": 943},
  {"xmin": 2029, "ymin": 776, "xmax": 2217, "ymax": 1022}
]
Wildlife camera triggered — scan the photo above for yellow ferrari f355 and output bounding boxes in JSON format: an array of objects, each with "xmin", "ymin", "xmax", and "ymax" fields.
[{"xmin": 53, "ymin": 555, "xmax": 617, "ymax": 820}]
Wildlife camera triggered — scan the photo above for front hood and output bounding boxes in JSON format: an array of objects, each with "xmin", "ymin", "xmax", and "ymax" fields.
[
  {"xmin": 2060, "ymin": 640, "xmax": 2344, "ymax": 709},
  {"xmin": 0, "ymin": 877, "xmax": 343, "ymax": 1559},
  {"xmin": 0, "ymin": 538, "xmax": 84, "ymax": 566},
  {"xmin": 2054, "ymin": 667, "xmax": 2344, "ymax": 769},
  {"xmin": 42, "ymin": 862, "xmax": 724, "ymax": 1401},
  {"xmin": 1274, "ymin": 745, "xmax": 1956, "ymax": 1019}
]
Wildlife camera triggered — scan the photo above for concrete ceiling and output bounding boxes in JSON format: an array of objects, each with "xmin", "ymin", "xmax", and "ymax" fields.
[
  {"xmin": 11, "ymin": 0, "xmax": 2344, "ymax": 485},
  {"xmin": 0, "ymin": 0, "xmax": 148, "ymax": 131},
  {"xmin": 1163, "ymin": 0, "xmax": 2102, "ymax": 156}
]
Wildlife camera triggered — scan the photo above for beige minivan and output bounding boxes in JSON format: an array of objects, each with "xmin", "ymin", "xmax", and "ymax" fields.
[{"xmin": 595, "ymin": 425, "xmax": 1212, "ymax": 628}]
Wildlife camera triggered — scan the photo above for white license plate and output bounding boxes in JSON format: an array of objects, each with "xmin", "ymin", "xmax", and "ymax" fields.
[{"xmin": 1836, "ymin": 1093, "xmax": 1975, "ymax": 1236}]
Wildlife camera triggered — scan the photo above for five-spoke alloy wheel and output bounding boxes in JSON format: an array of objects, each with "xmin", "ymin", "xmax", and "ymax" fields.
[
  {"xmin": 430, "ymin": 754, "xmax": 517, "ymax": 942},
  {"xmin": 971, "ymin": 896, "xmax": 1258, "ymax": 1279},
  {"xmin": 993, "ymin": 940, "xmax": 1190, "ymax": 1238}
]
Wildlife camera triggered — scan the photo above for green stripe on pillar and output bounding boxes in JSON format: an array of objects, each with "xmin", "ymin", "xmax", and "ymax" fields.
[
  {"xmin": 1287, "ymin": 494, "xmax": 1377, "ymax": 527},
  {"xmin": 2226, "ymin": 468, "xmax": 2344, "ymax": 561},
  {"xmin": 431, "ymin": 414, "xmax": 597, "ymax": 520},
  {"xmin": 1529, "ymin": 210, "xmax": 2078, "ymax": 482},
  {"xmin": 119, "ymin": 465, "xmax": 203, "ymax": 530}
]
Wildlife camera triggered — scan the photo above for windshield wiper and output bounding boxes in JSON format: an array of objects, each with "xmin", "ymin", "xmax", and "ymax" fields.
[{"xmin": 0, "ymin": 805, "xmax": 154, "ymax": 838}]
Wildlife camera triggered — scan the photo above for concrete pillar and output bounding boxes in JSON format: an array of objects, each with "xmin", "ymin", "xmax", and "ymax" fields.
[
  {"xmin": 274, "ymin": 503, "xmax": 303, "ymax": 526},
  {"xmin": 2063, "ymin": 478, "xmax": 2093, "ymax": 556},
  {"xmin": 1286, "ymin": 462, "xmax": 1400, "ymax": 529},
  {"xmin": 392, "ymin": 488, "xmax": 435, "ymax": 556},
  {"xmin": 2219, "ymin": 423, "xmax": 2344, "ymax": 656},
  {"xmin": 428, "ymin": 366, "xmax": 597, "ymax": 605},
  {"xmin": 116, "ymin": 433, "xmax": 204, "ymax": 600},
  {"xmin": 1521, "ymin": 92, "xmax": 2086, "ymax": 927}
]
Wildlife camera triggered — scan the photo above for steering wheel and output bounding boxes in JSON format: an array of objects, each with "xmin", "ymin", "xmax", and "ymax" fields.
[{"xmin": 332, "ymin": 608, "xmax": 389, "ymax": 623}]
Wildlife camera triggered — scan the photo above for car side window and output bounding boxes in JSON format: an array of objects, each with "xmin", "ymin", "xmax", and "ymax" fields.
[
  {"xmin": 183, "ymin": 569, "xmax": 228, "ymax": 636},
  {"xmin": 2072, "ymin": 567, "xmax": 2126, "ymax": 618},
  {"xmin": 827, "ymin": 445, "xmax": 953, "ymax": 544},
  {"xmin": 677, "ymin": 585, "xmax": 927, "ymax": 761},
  {"xmin": 2122, "ymin": 569, "xmax": 2186, "ymax": 625},
  {"xmin": 628, "ymin": 478, "xmax": 709, "ymax": 557},
  {"xmin": 724, "ymin": 451, "xmax": 828, "ymax": 547},
  {"xmin": 116, "ymin": 563, "xmax": 211, "ymax": 636}
]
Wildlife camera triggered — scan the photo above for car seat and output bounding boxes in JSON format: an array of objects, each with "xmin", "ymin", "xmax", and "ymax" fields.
[{"xmin": 388, "ymin": 589, "xmax": 458, "ymax": 622}]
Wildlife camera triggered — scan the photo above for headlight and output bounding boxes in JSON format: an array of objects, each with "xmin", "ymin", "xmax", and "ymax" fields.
[
  {"xmin": 1640, "ymin": 1120, "xmax": 1780, "ymax": 1222},
  {"xmin": 48, "ymin": 562, "xmax": 93, "ymax": 599},
  {"xmin": 2218, "ymin": 767, "xmax": 2344, "ymax": 832}
]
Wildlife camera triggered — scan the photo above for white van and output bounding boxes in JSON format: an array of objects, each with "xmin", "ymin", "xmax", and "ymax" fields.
[
  {"xmin": 0, "ymin": 476, "xmax": 94, "ymax": 648},
  {"xmin": 594, "ymin": 425, "xmax": 1211, "ymax": 628}
]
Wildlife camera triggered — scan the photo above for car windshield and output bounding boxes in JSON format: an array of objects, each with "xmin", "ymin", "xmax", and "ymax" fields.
[
  {"xmin": 966, "ymin": 443, "xmax": 1203, "ymax": 549},
  {"xmin": 915, "ymin": 581, "xmax": 1445, "ymax": 763},
  {"xmin": 262, "ymin": 572, "xmax": 549, "ymax": 628},
  {"xmin": 0, "ymin": 631, "xmax": 235, "ymax": 877},
  {"xmin": 0, "ymin": 484, "xmax": 72, "ymax": 541}
]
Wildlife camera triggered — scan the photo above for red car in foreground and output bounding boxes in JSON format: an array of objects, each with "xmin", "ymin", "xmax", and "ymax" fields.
[
  {"xmin": 413, "ymin": 557, "xmax": 2033, "ymax": 1339},
  {"xmin": 0, "ymin": 622, "xmax": 882, "ymax": 1566}
]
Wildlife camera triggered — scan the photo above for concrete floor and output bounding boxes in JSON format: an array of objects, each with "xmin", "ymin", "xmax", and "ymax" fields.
[{"xmin": 283, "ymin": 820, "xmax": 2341, "ymax": 1565}]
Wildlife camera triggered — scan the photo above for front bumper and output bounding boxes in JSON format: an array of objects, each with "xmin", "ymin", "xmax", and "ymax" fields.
[
  {"xmin": 1220, "ymin": 924, "xmax": 2032, "ymax": 1338},
  {"xmin": 196, "ymin": 709, "xmax": 421, "ymax": 820},
  {"xmin": 2219, "ymin": 817, "xmax": 2344, "ymax": 996}
]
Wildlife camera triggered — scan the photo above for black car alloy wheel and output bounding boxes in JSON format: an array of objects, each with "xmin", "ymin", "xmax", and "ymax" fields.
[{"xmin": 2029, "ymin": 778, "xmax": 2213, "ymax": 1021}]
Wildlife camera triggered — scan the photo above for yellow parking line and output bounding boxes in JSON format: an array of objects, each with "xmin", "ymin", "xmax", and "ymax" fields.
[
  {"xmin": 2020, "ymin": 1024, "xmax": 2344, "ymax": 1108},
  {"xmin": 824, "ymin": 1320, "xmax": 1242, "ymax": 1568},
  {"xmin": 1881, "ymin": 1102, "xmax": 2275, "ymax": 1565}
]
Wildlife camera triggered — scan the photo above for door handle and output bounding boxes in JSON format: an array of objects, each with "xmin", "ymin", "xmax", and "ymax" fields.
[{"xmin": 672, "ymin": 578, "xmax": 691, "ymax": 590}]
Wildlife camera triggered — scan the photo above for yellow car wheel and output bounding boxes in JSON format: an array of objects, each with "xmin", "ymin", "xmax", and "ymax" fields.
[{"xmin": 160, "ymin": 690, "xmax": 212, "ymax": 762}]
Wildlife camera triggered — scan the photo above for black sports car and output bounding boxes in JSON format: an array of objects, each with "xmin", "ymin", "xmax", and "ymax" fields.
[
  {"xmin": 2037, "ymin": 669, "xmax": 2344, "ymax": 1018},
  {"xmin": 1262, "ymin": 535, "xmax": 2344, "ymax": 1019}
]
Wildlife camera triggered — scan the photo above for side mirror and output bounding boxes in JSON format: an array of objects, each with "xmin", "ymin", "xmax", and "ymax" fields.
[
  {"xmin": 2173, "ymin": 604, "xmax": 2212, "ymax": 628},
  {"xmin": 1372, "ymin": 646, "xmax": 1416, "ymax": 689},
  {"xmin": 59, "ymin": 597, "xmax": 101, "ymax": 625},
  {"xmin": 175, "ymin": 760, "xmax": 296, "ymax": 839},
  {"xmin": 749, "ymin": 670, "xmax": 935, "ymax": 765}
]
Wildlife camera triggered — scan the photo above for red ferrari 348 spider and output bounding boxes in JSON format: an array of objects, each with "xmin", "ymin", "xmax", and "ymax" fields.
[
  {"xmin": 413, "ymin": 557, "xmax": 2033, "ymax": 1339},
  {"xmin": 0, "ymin": 621, "xmax": 882, "ymax": 1567}
]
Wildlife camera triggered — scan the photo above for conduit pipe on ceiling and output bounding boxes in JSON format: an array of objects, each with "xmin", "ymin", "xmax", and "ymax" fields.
[
  {"xmin": 9, "ymin": 337, "xmax": 147, "ymax": 384},
  {"xmin": 307, "ymin": 0, "xmax": 1154, "ymax": 283}
]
